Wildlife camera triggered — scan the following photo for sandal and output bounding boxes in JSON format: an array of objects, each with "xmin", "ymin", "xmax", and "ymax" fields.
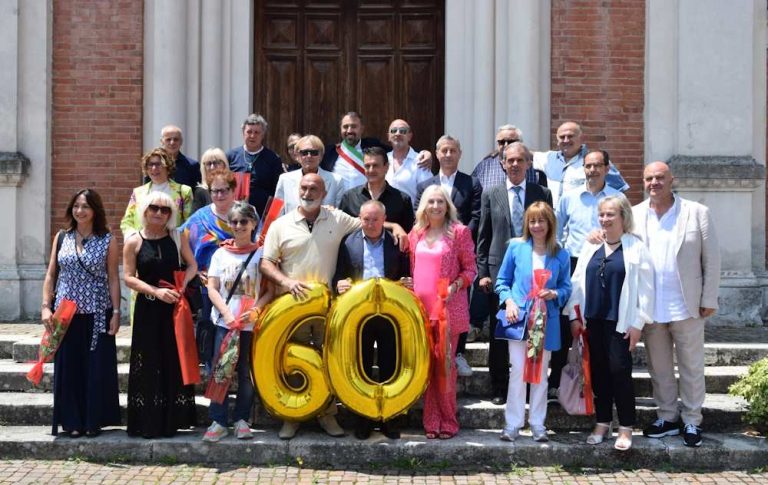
[
  {"xmin": 438, "ymin": 432, "xmax": 455, "ymax": 440},
  {"xmin": 586, "ymin": 422, "xmax": 612, "ymax": 445},
  {"xmin": 425, "ymin": 431, "xmax": 438, "ymax": 439},
  {"xmin": 614, "ymin": 426, "xmax": 633, "ymax": 451}
]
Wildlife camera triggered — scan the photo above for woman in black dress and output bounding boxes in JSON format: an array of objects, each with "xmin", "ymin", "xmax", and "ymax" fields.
[
  {"xmin": 123, "ymin": 191, "xmax": 198, "ymax": 438},
  {"xmin": 41, "ymin": 189, "xmax": 121, "ymax": 437}
]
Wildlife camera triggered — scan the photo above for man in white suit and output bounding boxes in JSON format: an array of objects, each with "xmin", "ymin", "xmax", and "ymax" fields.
[{"xmin": 632, "ymin": 161, "xmax": 720, "ymax": 448}]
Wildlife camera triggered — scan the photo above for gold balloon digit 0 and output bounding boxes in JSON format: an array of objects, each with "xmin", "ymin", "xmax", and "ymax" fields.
[
  {"xmin": 252, "ymin": 283, "xmax": 333, "ymax": 421},
  {"xmin": 324, "ymin": 278, "xmax": 431, "ymax": 421}
]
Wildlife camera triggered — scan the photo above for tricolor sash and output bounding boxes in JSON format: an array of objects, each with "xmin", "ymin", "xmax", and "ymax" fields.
[{"xmin": 336, "ymin": 141, "xmax": 365, "ymax": 175}]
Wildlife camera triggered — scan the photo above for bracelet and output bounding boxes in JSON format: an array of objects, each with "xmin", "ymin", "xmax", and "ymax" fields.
[{"xmin": 112, "ymin": 309, "xmax": 120, "ymax": 314}]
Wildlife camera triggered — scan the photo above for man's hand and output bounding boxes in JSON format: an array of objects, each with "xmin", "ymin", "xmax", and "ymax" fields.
[
  {"xmin": 586, "ymin": 229, "xmax": 604, "ymax": 245},
  {"xmin": 700, "ymin": 307, "xmax": 716, "ymax": 318},
  {"xmin": 388, "ymin": 223, "xmax": 409, "ymax": 252},
  {"xmin": 337, "ymin": 278, "xmax": 352, "ymax": 295},
  {"xmin": 624, "ymin": 327, "xmax": 642, "ymax": 351},
  {"xmin": 478, "ymin": 276, "xmax": 493, "ymax": 294},
  {"xmin": 284, "ymin": 278, "xmax": 311, "ymax": 300},
  {"xmin": 416, "ymin": 150, "xmax": 433, "ymax": 170},
  {"xmin": 399, "ymin": 276, "xmax": 413, "ymax": 290}
]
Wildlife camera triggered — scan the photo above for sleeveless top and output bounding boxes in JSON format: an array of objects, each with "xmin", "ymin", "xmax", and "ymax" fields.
[{"xmin": 54, "ymin": 230, "xmax": 112, "ymax": 350}]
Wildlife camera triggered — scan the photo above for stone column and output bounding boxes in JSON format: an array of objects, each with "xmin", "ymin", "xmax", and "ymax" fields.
[
  {"xmin": 143, "ymin": 0, "xmax": 253, "ymax": 155},
  {"xmin": 445, "ymin": 0, "xmax": 551, "ymax": 171},
  {"xmin": 645, "ymin": 0, "xmax": 767, "ymax": 325}
]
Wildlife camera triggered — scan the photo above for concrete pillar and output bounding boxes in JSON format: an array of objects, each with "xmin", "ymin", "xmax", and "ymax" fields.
[
  {"xmin": 645, "ymin": 0, "xmax": 767, "ymax": 325},
  {"xmin": 445, "ymin": 0, "xmax": 551, "ymax": 170}
]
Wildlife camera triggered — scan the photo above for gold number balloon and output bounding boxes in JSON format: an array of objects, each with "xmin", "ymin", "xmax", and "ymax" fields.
[
  {"xmin": 252, "ymin": 283, "xmax": 333, "ymax": 421},
  {"xmin": 324, "ymin": 278, "xmax": 430, "ymax": 421}
]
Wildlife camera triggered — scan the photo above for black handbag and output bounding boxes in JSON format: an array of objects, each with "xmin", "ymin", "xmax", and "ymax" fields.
[{"xmin": 494, "ymin": 307, "xmax": 528, "ymax": 341}]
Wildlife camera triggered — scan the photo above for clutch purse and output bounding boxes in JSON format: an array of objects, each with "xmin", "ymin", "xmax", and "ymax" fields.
[{"xmin": 493, "ymin": 307, "xmax": 527, "ymax": 341}]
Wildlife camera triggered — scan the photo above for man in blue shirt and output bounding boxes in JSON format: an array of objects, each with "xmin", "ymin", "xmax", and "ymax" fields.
[
  {"xmin": 159, "ymin": 125, "xmax": 201, "ymax": 188},
  {"xmin": 226, "ymin": 114, "xmax": 283, "ymax": 217},
  {"xmin": 535, "ymin": 121, "xmax": 628, "ymax": 206}
]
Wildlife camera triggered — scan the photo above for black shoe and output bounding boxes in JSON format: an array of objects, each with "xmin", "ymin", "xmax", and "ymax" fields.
[
  {"xmin": 354, "ymin": 420, "xmax": 372, "ymax": 440},
  {"xmin": 491, "ymin": 396, "xmax": 506, "ymax": 405},
  {"xmin": 682, "ymin": 424, "xmax": 702, "ymax": 447},
  {"xmin": 643, "ymin": 418, "xmax": 680, "ymax": 438},
  {"xmin": 381, "ymin": 422, "xmax": 400, "ymax": 440}
]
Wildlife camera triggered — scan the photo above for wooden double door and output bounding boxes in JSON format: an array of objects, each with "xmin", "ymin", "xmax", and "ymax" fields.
[{"xmin": 255, "ymin": 0, "xmax": 445, "ymax": 156}]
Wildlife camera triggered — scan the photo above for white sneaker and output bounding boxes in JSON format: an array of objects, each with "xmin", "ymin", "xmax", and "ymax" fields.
[
  {"xmin": 233, "ymin": 419, "xmax": 253, "ymax": 440},
  {"xmin": 202, "ymin": 421, "xmax": 228, "ymax": 442},
  {"xmin": 455, "ymin": 353, "xmax": 473, "ymax": 377}
]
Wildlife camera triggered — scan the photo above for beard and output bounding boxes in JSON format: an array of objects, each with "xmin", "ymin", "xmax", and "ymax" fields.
[{"xmin": 299, "ymin": 198, "xmax": 321, "ymax": 211}]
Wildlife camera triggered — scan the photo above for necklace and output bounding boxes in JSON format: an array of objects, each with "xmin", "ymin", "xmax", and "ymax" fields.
[
  {"xmin": 606, "ymin": 238, "xmax": 622, "ymax": 245},
  {"xmin": 142, "ymin": 228, "xmax": 167, "ymax": 240},
  {"xmin": 76, "ymin": 229, "xmax": 92, "ymax": 242}
]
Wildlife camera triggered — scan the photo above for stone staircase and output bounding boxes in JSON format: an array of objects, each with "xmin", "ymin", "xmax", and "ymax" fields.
[{"xmin": 0, "ymin": 323, "xmax": 766, "ymax": 469}]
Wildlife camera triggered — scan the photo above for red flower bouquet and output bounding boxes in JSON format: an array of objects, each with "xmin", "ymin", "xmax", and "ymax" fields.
[{"xmin": 27, "ymin": 299, "xmax": 78, "ymax": 386}]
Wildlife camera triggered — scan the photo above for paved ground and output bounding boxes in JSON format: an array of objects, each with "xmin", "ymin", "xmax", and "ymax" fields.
[
  {"xmin": 2, "ymin": 322, "xmax": 767, "ymax": 342},
  {"xmin": 0, "ymin": 460, "xmax": 766, "ymax": 484}
]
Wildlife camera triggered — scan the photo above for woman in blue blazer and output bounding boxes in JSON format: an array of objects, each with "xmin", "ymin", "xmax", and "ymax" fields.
[{"xmin": 494, "ymin": 201, "xmax": 571, "ymax": 443}]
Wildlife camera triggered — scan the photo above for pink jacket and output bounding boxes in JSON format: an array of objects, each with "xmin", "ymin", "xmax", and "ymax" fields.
[{"xmin": 408, "ymin": 223, "xmax": 477, "ymax": 335}]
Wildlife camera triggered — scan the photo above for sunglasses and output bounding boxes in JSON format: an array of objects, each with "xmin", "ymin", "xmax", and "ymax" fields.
[
  {"xmin": 389, "ymin": 127, "xmax": 409, "ymax": 135},
  {"xmin": 299, "ymin": 149, "xmax": 320, "ymax": 157},
  {"xmin": 204, "ymin": 160, "xmax": 225, "ymax": 168},
  {"xmin": 497, "ymin": 138, "xmax": 520, "ymax": 146},
  {"xmin": 229, "ymin": 219, "xmax": 253, "ymax": 227},
  {"xmin": 598, "ymin": 257, "xmax": 607, "ymax": 289},
  {"xmin": 147, "ymin": 204, "xmax": 172, "ymax": 215},
  {"xmin": 210, "ymin": 187, "xmax": 231, "ymax": 196}
]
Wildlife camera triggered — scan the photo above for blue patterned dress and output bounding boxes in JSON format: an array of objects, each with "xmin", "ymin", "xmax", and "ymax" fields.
[{"xmin": 52, "ymin": 230, "xmax": 120, "ymax": 435}]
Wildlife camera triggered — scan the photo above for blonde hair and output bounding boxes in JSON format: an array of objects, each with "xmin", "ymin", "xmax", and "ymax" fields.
[
  {"xmin": 137, "ymin": 191, "xmax": 178, "ymax": 230},
  {"xmin": 414, "ymin": 185, "xmax": 459, "ymax": 237},
  {"xmin": 599, "ymin": 195, "xmax": 634, "ymax": 234},
  {"xmin": 140, "ymin": 148, "xmax": 175, "ymax": 177},
  {"xmin": 199, "ymin": 147, "xmax": 229, "ymax": 188},
  {"xmin": 521, "ymin": 201, "xmax": 559, "ymax": 257}
]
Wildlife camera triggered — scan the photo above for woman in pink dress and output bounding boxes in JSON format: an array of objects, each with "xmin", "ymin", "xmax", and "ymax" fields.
[{"xmin": 408, "ymin": 185, "xmax": 476, "ymax": 439}]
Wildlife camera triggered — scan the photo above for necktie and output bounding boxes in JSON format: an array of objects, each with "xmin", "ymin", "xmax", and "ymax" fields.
[{"xmin": 512, "ymin": 186, "xmax": 523, "ymax": 236}]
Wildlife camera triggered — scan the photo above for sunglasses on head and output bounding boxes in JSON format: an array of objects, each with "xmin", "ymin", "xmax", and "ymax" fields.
[
  {"xmin": 299, "ymin": 149, "xmax": 320, "ymax": 157},
  {"xmin": 147, "ymin": 204, "xmax": 172, "ymax": 215},
  {"xmin": 497, "ymin": 138, "xmax": 520, "ymax": 146},
  {"xmin": 389, "ymin": 127, "xmax": 409, "ymax": 135}
]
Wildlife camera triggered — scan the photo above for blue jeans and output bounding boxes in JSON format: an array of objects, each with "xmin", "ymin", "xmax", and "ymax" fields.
[{"xmin": 208, "ymin": 326, "xmax": 255, "ymax": 426}]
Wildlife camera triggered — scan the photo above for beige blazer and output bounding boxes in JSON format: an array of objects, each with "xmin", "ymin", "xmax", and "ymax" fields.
[{"xmin": 632, "ymin": 196, "xmax": 721, "ymax": 319}]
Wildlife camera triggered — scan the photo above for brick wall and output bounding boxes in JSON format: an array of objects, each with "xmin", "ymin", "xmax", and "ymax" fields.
[
  {"xmin": 550, "ymin": 0, "xmax": 646, "ymax": 203},
  {"xmin": 52, "ymin": 1, "xmax": 144, "ymax": 239}
]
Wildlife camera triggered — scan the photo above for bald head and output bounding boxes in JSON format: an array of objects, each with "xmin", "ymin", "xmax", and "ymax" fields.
[
  {"xmin": 556, "ymin": 121, "xmax": 583, "ymax": 158},
  {"xmin": 643, "ymin": 161, "xmax": 674, "ymax": 202},
  {"xmin": 298, "ymin": 173, "xmax": 327, "ymax": 214},
  {"xmin": 388, "ymin": 118, "xmax": 412, "ymax": 151}
]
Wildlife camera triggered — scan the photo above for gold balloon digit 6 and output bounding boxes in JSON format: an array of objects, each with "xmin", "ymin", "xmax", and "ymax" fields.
[
  {"xmin": 324, "ymin": 278, "xmax": 431, "ymax": 421},
  {"xmin": 251, "ymin": 283, "xmax": 333, "ymax": 421}
]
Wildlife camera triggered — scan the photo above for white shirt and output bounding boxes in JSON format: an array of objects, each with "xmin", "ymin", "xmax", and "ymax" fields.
[
  {"xmin": 333, "ymin": 142, "xmax": 367, "ymax": 192},
  {"xmin": 208, "ymin": 248, "xmax": 263, "ymax": 332},
  {"xmin": 274, "ymin": 167, "xmax": 344, "ymax": 214},
  {"xmin": 439, "ymin": 170, "xmax": 457, "ymax": 195},
  {"xmin": 506, "ymin": 179, "xmax": 527, "ymax": 230},
  {"xmin": 386, "ymin": 147, "xmax": 432, "ymax": 204},
  {"xmin": 646, "ymin": 196, "xmax": 691, "ymax": 322}
]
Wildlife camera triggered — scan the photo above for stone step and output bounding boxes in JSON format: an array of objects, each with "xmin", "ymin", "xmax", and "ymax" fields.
[
  {"xmin": 10, "ymin": 336, "xmax": 768, "ymax": 368},
  {"xmin": 0, "ymin": 360, "xmax": 746, "ymax": 397},
  {"xmin": 0, "ymin": 425, "xmax": 764, "ymax": 470},
  {"xmin": 0, "ymin": 391, "xmax": 748, "ymax": 432}
]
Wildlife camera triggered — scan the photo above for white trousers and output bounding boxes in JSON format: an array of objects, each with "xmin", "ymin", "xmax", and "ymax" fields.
[{"xmin": 504, "ymin": 340, "xmax": 551, "ymax": 430}]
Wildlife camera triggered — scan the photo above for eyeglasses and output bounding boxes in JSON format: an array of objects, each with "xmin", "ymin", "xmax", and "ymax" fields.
[
  {"xmin": 299, "ymin": 149, "xmax": 320, "ymax": 157},
  {"xmin": 146, "ymin": 162, "xmax": 165, "ymax": 169},
  {"xmin": 389, "ymin": 127, "xmax": 409, "ymax": 135},
  {"xmin": 204, "ymin": 160, "xmax": 225, "ymax": 168},
  {"xmin": 147, "ymin": 204, "xmax": 172, "ymax": 215},
  {"xmin": 210, "ymin": 187, "xmax": 231, "ymax": 196},
  {"xmin": 497, "ymin": 139, "xmax": 520, "ymax": 146},
  {"xmin": 229, "ymin": 219, "xmax": 252, "ymax": 227}
]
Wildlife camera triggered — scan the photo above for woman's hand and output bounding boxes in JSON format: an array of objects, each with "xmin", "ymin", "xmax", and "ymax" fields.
[
  {"xmin": 624, "ymin": 327, "xmax": 642, "ymax": 351},
  {"xmin": 446, "ymin": 281, "xmax": 459, "ymax": 302},
  {"xmin": 154, "ymin": 287, "xmax": 180, "ymax": 304},
  {"xmin": 41, "ymin": 307, "xmax": 53, "ymax": 332},
  {"xmin": 108, "ymin": 313, "xmax": 120, "ymax": 335},
  {"xmin": 538, "ymin": 288, "xmax": 558, "ymax": 301},
  {"xmin": 198, "ymin": 271, "xmax": 208, "ymax": 286},
  {"xmin": 399, "ymin": 276, "xmax": 413, "ymax": 290},
  {"xmin": 505, "ymin": 300, "xmax": 520, "ymax": 323},
  {"xmin": 570, "ymin": 319, "xmax": 583, "ymax": 340},
  {"xmin": 337, "ymin": 278, "xmax": 352, "ymax": 295}
]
